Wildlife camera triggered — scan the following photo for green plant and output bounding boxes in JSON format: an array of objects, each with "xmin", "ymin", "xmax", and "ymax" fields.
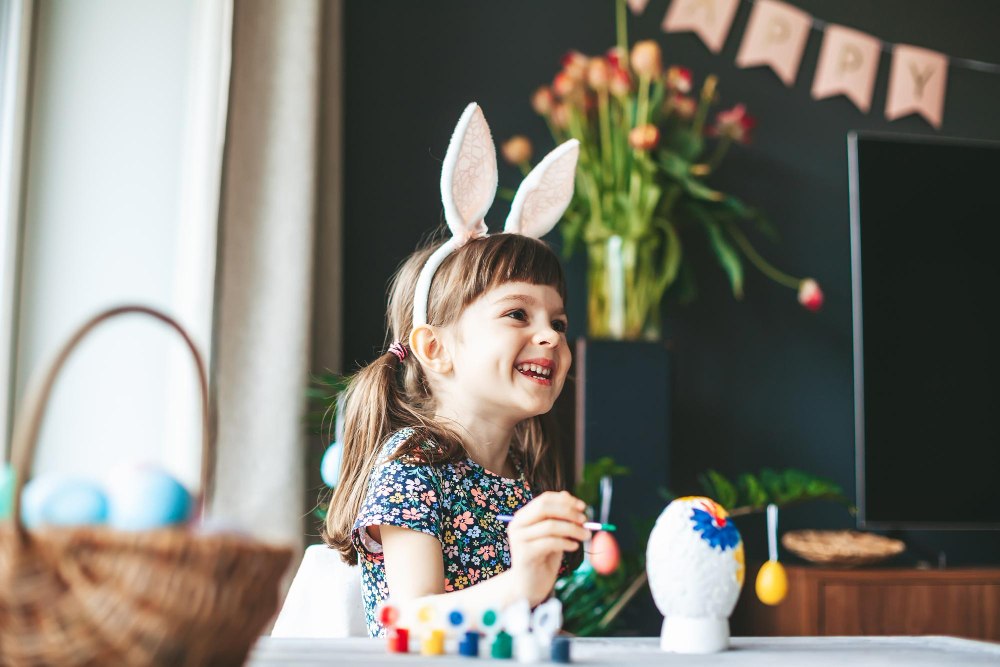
[
  {"xmin": 501, "ymin": 0, "xmax": 823, "ymax": 340},
  {"xmin": 695, "ymin": 467, "xmax": 854, "ymax": 516}
]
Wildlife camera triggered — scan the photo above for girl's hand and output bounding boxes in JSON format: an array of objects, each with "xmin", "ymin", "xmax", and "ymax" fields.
[{"xmin": 505, "ymin": 490, "xmax": 590, "ymax": 606}]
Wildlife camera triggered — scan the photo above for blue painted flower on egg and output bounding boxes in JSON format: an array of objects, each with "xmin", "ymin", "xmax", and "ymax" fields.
[{"xmin": 690, "ymin": 499, "xmax": 740, "ymax": 551}]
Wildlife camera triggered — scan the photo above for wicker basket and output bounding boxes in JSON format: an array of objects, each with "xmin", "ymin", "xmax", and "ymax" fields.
[
  {"xmin": 0, "ymin": 306, "xmax": 294, "ymax": 666},
  {"xmin": 781, "ymin": 529, "xmax": 905, "ymax": 567}
]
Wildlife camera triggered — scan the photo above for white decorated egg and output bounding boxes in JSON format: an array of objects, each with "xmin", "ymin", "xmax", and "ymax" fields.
[{"xmin": 646, "ymin": 496, "xmax": 745, "ymax": 654}]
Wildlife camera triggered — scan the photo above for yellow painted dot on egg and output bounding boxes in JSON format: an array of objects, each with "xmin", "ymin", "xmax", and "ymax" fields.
[{"xmin": 755, "ymin": 560, "xmax": 788, "ymax": 605}]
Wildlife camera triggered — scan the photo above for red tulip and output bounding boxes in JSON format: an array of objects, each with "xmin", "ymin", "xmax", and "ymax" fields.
[
  {"xmin": 605, "ymin": 46, "xmax": 627, "ymax": 71},
  {"xmin": 561, "ymin": 49, "xmax": 588, "ymax": 82},
  {"xmin": 666, "ymin": 66, "xmax": 692, "ymax": 94},
  {"xmin": 798, "ymin": 279, "xmax": 824, "ymax": 312},
  {"xmin": 609, "ymin": 67, "xmax": 632, "ymax": 98},
  {"xmin": 553, "ymin": 71, "xmax": 576, "ymax": 98},
  {"xmin": 710, "ymin": 103, "xmax": 756, "ymax": 144}
]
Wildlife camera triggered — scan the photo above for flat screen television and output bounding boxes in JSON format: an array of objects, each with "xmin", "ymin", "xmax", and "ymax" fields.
[{"xmin": 849, "ymin": 132, "xmax": 1000, "ymax": 529}]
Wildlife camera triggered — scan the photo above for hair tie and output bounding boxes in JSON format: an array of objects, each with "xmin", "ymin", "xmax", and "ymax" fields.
[{"xmin": 388, "ymin": 341, "xmax": 407, "ymax": 362}]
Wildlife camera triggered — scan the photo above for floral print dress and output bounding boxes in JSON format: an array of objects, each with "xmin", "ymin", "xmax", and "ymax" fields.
[{"xmin": 352, "ymin": 428, "xmax": 533, "ymax": 637}]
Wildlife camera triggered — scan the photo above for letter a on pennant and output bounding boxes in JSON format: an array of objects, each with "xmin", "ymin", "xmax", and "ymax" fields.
[
  {"xmin": 661, "ymin": 0, "xmax": 740, "ymax": 54},
  {"xmin": 885, "ymin": 44, "xmax": 948, "ymax": 128},
  {"xmin": 811, "ymin": 25, "xmax": 881, "ymax": 113},
  {"xmin": 735, "ymin": 0, "xmax": 812, "ymax": 86}
]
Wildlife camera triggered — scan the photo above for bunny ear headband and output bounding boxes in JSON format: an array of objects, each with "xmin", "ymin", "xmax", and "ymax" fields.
[{"xmin": 411, "ymin": 102, "xmax": 580, "ymax": 327}]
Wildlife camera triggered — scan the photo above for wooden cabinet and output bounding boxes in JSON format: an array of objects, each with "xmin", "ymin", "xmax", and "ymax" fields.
[{"xmin": 731, "ymin": 565, "xmax": 1000, "ymax": 641}]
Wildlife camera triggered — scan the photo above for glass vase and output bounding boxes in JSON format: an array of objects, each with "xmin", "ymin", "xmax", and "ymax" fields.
[{"xmin": 586, "ymin": 235, "xmax": 662, "ymax": 341}]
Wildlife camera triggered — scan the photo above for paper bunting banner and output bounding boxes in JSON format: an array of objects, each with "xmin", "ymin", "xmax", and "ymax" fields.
[
  {"xmin": 735, "ymin": 0, "xmax": 811, "ymax": 86},
  {"xmin": 811, "ymin": 25, "xmax": 881, "ymax": 112},
  {"xmin": 662, "ymin": 0, "xmax": 740, "ymax": 54},
  {"xmin": 627, "ymin": 0, "xmax": 650, "ymax": 14},
  {"xmin": 885, "ymin": 44, "xmax": 948, "ymax": 128}
]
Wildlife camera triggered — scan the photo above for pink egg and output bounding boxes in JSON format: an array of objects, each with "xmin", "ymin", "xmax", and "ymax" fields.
[{"xmin": 590, "ymin": 530, "xmax": 621, "ymax": 575}]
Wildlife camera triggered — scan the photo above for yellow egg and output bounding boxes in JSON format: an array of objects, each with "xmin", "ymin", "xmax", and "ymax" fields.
[
  {"xmin": 755, "ymin": 560, "xmax": 788, "ymax": 605},
  {"xmin": 590, "ymin": 530, "xmax": 621, "ymax": 575}
]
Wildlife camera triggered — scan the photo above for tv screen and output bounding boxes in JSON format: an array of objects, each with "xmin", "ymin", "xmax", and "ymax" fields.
[{"xmin": 849, "ymin": 132, "xmax": 1000, "ymax": 529}]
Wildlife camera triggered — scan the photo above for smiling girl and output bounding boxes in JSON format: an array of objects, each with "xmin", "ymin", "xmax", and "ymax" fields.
[{"xmin": 323, "ymin": 104, "xmax": 591, "ymax": 637}]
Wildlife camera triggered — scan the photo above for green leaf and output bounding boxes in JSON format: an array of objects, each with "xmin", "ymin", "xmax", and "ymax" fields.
[
  {"xmin": 738, "ymin": 473, "xmax": 768, "ymax": 509},
  {"xmin": 698, "ymin": 469, "xmax": 738, "ymax": 509},
  {"xmin": 704, "ymin": 220, "xmax": 744, "ymax": 299},
  {"xmin": 574, "ymin": 457, "xmax": 630, "ymax": 509}
]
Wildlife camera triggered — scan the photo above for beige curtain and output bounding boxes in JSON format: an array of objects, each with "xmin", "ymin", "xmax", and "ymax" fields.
[{"xmin": 213, "ymin": 0, "xmax": 335, "ymax": 546}]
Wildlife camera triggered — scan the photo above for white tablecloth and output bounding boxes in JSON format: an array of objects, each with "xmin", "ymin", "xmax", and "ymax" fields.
[{"xmin": 248, "ymin": 635, "xmax": 1000, "ymax": 666}]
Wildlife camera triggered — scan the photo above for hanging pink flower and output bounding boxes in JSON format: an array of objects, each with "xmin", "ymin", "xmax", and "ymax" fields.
[
  {"xmin": 798, "ymin": 279, "xmax": 824, "ymax": 312},
  {"xmin": 665, "ymin": 66, "xmax": 692, "ymax": 94},
  {"xmin": 710, "ymin": 103, "xmax": 756, "ymax": 144}
]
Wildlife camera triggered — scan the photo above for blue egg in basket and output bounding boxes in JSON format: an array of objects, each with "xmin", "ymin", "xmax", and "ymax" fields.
[
  {"xmin": 21, "ymin": 473, "xmax": 108, "ymax": 527},
  {"xmin": 106, "ymin": 466, "xmax": 193, "ymax": 531},
  {"xmin": 321, "ymin": 441, "xmax": 343, "ymax": 488},
  {"xmin": 0, "ymin": 463, "xmax": 14, "ymax": 520}
]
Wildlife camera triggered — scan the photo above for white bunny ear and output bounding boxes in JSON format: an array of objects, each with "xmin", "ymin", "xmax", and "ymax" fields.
[
  {"xmin": 504, "ymin": 139, "xmax": 579, "ymax": 238},
  {"xmin": 440, "ymin": 103, "xmax": 497, "ymax": 242}
]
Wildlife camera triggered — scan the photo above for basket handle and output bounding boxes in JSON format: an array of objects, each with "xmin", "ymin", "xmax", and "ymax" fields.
[{"xmin": 8, "ymin": 305, "xmax": 214, "ymax": 544}]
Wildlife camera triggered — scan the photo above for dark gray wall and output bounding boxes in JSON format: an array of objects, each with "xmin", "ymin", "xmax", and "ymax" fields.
[{"xmin": 341, "ymin": 1, "xmax": 1000, "ymax": 563}]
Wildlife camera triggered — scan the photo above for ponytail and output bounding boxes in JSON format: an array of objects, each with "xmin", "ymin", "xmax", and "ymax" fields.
[{"xmin": 323, "ymin": 349, "xmax": 408, "ymax": 564}]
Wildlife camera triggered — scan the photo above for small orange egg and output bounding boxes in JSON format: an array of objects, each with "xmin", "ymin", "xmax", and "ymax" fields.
[
  {"xmin": 590, "ymin": 530, "xmax": 621, "ymax": 575},
  {"xmin": 755, "ymin": 560, "xmax": 788, "ymax": 605}
]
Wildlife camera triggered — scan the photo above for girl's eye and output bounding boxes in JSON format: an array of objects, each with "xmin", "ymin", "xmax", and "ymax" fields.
[
  {"xmin": 505, "ymin": 309, "xmax": 528, "ymax": 322},
  {"xmin": 552, "ymin": 320, "xmax": 568, "ymax": 333}
]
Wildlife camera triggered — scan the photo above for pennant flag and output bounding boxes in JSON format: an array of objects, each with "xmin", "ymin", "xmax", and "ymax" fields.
[
  {"xmin": 885, "ymin": 44, "xmax": 948, "ymax": 128},
  {"xmin": 811, "ymin": 24, "xmax": 881, "ymax": 112},
  {"xmin": 735, "ymin": 0, "xmax": 811, "ymax": 86},
  {"xmin": 662, "ymin": 0, "xmax": 740, "ymax": 54},
  {"xmin": 627, "ymin": 0, "xmax": 650, "ymax": 14}
]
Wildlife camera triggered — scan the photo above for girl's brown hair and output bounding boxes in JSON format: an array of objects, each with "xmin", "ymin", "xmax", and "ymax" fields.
[{"xmin": 324, "ymin": 233, "xmax": 569, "ymax": 564}]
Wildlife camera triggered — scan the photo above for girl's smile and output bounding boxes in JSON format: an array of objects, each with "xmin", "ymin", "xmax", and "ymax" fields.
[{"xmin": 515, "ymin": 357, "xmax": 555, "ymax": 385}]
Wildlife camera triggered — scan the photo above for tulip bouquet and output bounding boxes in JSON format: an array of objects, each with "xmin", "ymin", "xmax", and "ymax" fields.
[{"xmin": 502, "ymin": 0, "xmax": 822, "ymax": 340}]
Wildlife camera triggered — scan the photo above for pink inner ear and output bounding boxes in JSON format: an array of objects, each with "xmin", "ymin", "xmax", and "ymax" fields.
[
  {"xmin": 517, "ymin": 146, "xmax": 577, "ymax": 239},
  {"xmin": 450, "ymin": 110, "xmax": 497, "ymax": 233}
]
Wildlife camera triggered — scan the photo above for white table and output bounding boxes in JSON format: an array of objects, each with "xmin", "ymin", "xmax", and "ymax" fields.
[{"xmin": 248, "ymin": 635, "xmax": 1000, "ymax": 666}]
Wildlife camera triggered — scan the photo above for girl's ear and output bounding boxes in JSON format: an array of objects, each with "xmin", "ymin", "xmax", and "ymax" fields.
[{"xmin": 409, "ymin": 325, "xmax": 453, "ymax": 375}]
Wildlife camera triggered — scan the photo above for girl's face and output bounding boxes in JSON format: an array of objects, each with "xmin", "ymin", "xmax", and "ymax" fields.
[{"xmin": 443, "ymin": 281, "xmax": 571, "ymax": 424}]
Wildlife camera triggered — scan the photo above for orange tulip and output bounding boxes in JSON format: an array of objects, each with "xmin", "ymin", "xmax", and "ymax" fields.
[
  {"xmin": 587, "ymin": 58, "xmax": 610, "ymax": 92},
  {"xmin": 628, "ymin": 124, "xmax": 660, "ymax": 151},
  {"xmin": 630, "ymin": 40, "xmax": 663, "ymax": 79},
  {"xmin": 500, "ymin": 136, "xmax": 533, "ymax": 166},
  {"xmin": 531, "ymin": 86, "xmax": 554, "ymax": 115}
]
